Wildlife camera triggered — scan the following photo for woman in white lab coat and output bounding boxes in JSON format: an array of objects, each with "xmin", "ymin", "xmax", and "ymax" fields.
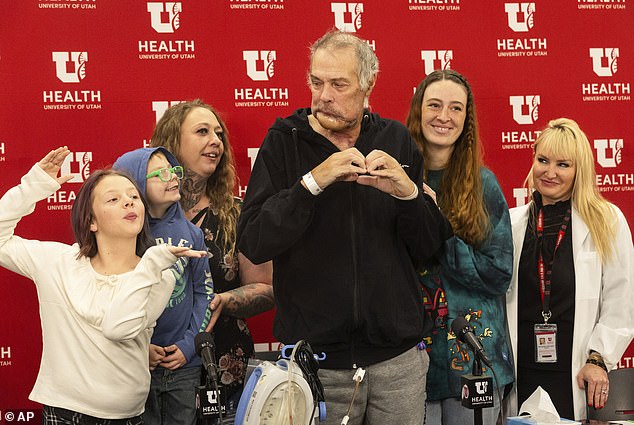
[{"xmin": 506, "ymin": 118, "xmax": 633, "ymax": 420}]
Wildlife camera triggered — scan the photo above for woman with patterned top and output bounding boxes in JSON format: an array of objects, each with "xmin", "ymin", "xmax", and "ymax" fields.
[
  {"xmin": 406, "ymin": 70, "xmax": 514, "ymax": 425},
  {"xmin": 151, "ymin": 100, "xmax": 274, "ymax": 423}
]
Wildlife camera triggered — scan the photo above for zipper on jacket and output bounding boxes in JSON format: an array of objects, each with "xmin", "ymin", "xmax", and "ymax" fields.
[
  {"xmin": 349, "ymin": 170, "xmax": 360, "ymax": 368},
  {"xmin": 349, "ymin": 116, "xmax": 369, "ymax": 368},
  {"xmin": 350, "ymin": 183, "xmax": 360, "ymax": 327}
]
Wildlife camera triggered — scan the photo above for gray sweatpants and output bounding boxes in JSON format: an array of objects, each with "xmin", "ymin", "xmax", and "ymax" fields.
[{"xmin": 317, "ymin": 346, "xmax": 429, "ymax": 425}]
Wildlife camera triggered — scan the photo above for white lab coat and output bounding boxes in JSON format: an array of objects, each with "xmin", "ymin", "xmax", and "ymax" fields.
[{"xmin": 506, "ymin": 203, "xmax": 634, "ymax": 420}]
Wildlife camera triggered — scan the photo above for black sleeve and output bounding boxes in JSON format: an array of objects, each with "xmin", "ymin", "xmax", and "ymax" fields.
[
  {"xmin": 237, "ymin": 131, "xmax": 316, "ymax": 264},
  {"xmin": 394, "ymin": 135, "xmax": 453, "ymax": 269}
]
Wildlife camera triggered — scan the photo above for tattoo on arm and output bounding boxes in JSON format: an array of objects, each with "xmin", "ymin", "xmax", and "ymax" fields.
[{"xmin": 221, "ymin": 284, "xmax": 274, "ymax": 318}]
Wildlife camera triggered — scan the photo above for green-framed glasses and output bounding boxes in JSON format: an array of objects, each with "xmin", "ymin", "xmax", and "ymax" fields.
[{"xmin": 146, "ymin": 165, "xmax": 184, "ymax": 182}]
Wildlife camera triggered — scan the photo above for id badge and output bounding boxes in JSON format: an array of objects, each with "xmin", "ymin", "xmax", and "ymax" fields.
[{"xmin": 534, "ymin": 323, "xmax": 557, "ymax": 363}]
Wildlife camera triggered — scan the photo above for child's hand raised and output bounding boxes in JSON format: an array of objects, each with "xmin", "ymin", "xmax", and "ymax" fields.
[{"xmin": 38, "ymin": 146, "xmax": 74, "ymax": 185}]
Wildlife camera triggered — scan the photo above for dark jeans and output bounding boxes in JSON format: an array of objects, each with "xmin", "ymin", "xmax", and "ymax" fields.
[{"xmin": 143, "ymin": 366, "xmax": 201, "ymax": 425}]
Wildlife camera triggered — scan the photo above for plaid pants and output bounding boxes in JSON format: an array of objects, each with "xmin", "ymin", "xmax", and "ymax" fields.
[{"xmin": 42, "ymin": 406, "xmax": 143, "ymax": 425}]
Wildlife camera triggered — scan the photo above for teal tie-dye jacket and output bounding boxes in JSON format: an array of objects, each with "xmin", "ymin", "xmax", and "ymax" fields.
[{"xmin": 420, "ymin": 167, "xmax": 514, "ymax": 400}]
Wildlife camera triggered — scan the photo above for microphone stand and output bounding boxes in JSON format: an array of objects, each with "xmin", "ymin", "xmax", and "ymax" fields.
[
  {"xmin": 203, "ymin": 352, "xmax": 223, "ymax": 424},
  {"xmin": 472, "ymin": 354, "xmax": 483, "ymax": 425},
  {"xmin": 211, "ymin": 366, "xmax": 223, "ymax": 424},
  {"xmin": 453, "ymin": 319, "xmax": 494, "ymax": 425}
]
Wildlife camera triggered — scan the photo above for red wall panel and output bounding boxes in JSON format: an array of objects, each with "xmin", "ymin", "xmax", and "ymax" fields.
[{"xmin": 1, "ymin": 0, "xmax": 632, "ymax": 412}]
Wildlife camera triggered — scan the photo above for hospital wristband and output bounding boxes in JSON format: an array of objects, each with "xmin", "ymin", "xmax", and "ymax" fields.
[
  {"xmin": 391, "ymin": 183, "xmax": 418, "ymax": 201},
  {"xmin": 302, "ymin": 172, "xmax": 323, "ymax": 196}
]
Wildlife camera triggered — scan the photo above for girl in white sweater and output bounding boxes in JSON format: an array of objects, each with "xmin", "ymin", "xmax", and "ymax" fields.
[{"xmin": 0, "ymin": 147, "xmax": 207, "ymax": 424}]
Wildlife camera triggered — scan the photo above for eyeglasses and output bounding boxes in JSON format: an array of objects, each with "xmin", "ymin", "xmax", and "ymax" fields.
[{"xmin": 146, "ymin": 165, "xmax": 184, "ymax": 182}]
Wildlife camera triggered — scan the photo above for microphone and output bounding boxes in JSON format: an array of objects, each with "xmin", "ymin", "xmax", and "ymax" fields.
[
  {"xmin": 451, "ymin": 316, "xmax": 492, "ymax": 368},
  {"xmin": 195, "ymin": 332, "xmax": 227, "ymax": 421},
  {"xmin": 195, "ymin": 332, "xmax": 218, "ymax": 383}
]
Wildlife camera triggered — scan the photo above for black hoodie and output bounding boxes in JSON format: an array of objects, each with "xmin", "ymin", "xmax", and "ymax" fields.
[{"xmin": 237, "ymin": 108, "xmax": 452, "ymax": 368}]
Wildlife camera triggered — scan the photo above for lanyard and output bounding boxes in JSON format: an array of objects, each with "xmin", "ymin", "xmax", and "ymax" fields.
[{"xmin": 536, "ymin": 207, "xmax": 571, "ymax": 323}]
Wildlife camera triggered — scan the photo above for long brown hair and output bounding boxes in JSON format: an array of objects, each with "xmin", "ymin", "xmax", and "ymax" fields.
[
  {"xmin": 150, "ymin": 99, "xmax": 240, "ymax": 257},
  {"xmin": 71, "ymin": 169, "xmax": 154, "ymax": 259},
  {"xmin": 406, "ymin": 69, "xmax": 490, "ymax": 246}
]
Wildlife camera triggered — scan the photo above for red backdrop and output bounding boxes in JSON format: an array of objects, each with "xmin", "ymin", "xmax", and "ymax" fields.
[{"xmin": 1, "ymin": 0, "xmax": 632, "ymax": 414}]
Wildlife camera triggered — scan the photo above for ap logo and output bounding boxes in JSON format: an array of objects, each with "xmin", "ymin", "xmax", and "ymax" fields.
[
  {"xmin": 421, "ymin": 50, "xmax": 453, "ymax": 76},
  {"xmin": 242, "ymin": 50, "xmax": 276, "ymax": 81},
  {"xmin": 147, "ymin": 2, "xmax": 181, "ymax": 33},
  {"xmin": 331, "ymin": 3, "xmax": 363, "ymax": 32},
  {"xmin": 589, "ymin": 48, "xmax": 619, "ymax": 77},
  {"xmin": 52, "ymin": 52, "xmax": 87, "ymax": 83},
  {"xmin": 594, "ymin": 139, "xmax": 623, "ymax": 168},
  {"xmin": 505, "ymin": 3, "xmax": 535, "ymax": 32},
  {"xmin": 61, "ymin": 152, "xmax": 93, "ymax": 183},
  {"xmin": 509, "ymin": 95, "xmax": 540, "ymax": 125}
]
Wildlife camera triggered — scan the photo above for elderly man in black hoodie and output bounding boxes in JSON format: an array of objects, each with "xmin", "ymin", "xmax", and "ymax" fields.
[{"xmin": 237, "ymin": 30, "xmax": 453, "ymax": 425}]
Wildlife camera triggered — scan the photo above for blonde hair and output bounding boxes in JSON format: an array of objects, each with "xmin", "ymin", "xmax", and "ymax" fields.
[
  {"xmin": 526, "ymin": 118, "xmax": 617, "ymax": 263},
  {"xmin": 406, "ymin": 69, "xmax": 490, "ymax": 246},
  {"xmin": 150, "ymin": 99, "xmax": 240, "ymax": 257}
]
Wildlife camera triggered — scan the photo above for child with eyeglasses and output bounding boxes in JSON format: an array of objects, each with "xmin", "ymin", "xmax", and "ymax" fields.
[{"xmin": 114, "ymin": 147, "xmax": 214, "ymax": 425}]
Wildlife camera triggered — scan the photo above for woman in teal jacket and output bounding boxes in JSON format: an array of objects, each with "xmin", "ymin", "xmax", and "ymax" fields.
[{"xmin": 407, "ymin": 69, "xmax": 514, "ymax": 425}]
